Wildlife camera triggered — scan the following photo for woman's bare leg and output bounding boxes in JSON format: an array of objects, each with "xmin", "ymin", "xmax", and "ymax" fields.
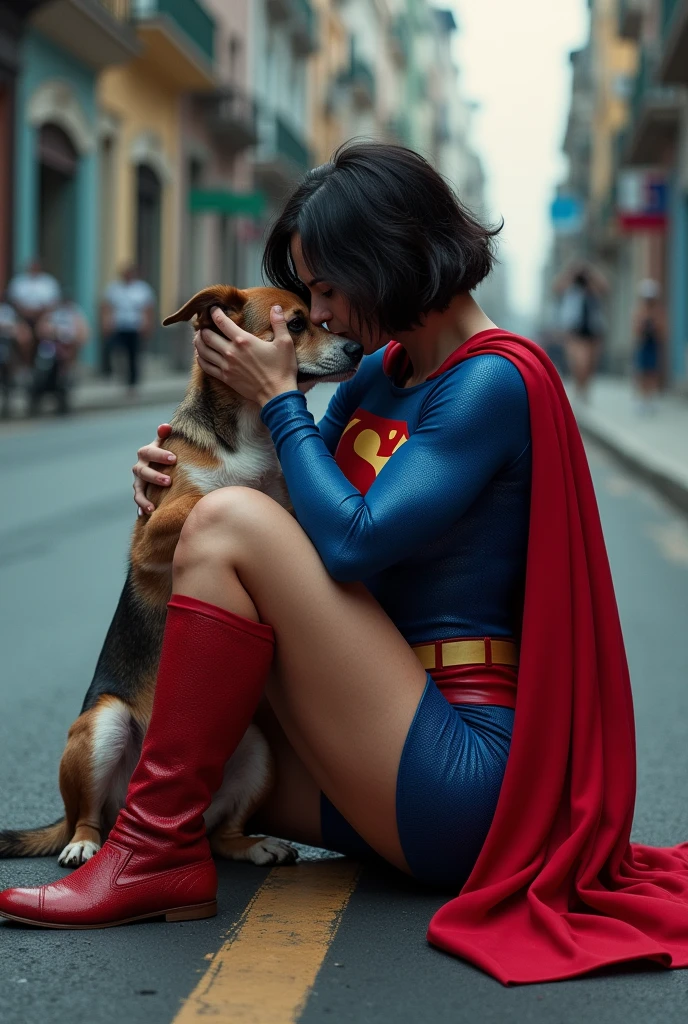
[{"xmin": 173, "ymin": 486, "xmax": 430, "ymax": 873}]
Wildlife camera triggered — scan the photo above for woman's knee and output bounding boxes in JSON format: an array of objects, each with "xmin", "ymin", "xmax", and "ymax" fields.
[{"xmin": 174, "ymin": 486, "xmax": 283, "ymax": 571}]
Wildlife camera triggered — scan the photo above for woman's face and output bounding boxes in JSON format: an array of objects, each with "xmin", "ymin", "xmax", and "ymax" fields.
[{"xmin": 290, "ymin": 233, "xmax": 388, "ymax": 355}]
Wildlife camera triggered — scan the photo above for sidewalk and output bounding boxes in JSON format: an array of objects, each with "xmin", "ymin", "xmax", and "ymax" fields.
[
  {"xmin": 572, "ymin": 376, "xmax": 688, "ymax": 515},
  {"xmin": 2, "ymin": 355, "xmax": 190, "ymax": 421}
]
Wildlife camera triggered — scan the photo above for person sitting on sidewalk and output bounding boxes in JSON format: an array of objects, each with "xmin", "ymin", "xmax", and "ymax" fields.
[
  {"xmin": 632, "ymin": 279, "xmax": 666, "ymax": 416},
  {"xmin": 7, "ymin": 259, "xmax": 61, "ymax": 360},
  {"xmin": 30, "ymin": 294, "xmax": 89, "ymax": 416},
  {"xmin": 102, "ymin": 265, "xmax": 155, "ymax": 397}
]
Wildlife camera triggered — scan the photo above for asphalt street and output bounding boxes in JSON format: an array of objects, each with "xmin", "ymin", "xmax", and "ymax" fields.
[{"xmin": 1, "ymin": 394, "xmax": 688, "ymax": 1023}]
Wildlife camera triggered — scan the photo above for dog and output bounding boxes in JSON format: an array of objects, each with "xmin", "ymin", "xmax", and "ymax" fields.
[{"xmin": 0, "ymin": 285, "xmax": 364, "ymax": 868}]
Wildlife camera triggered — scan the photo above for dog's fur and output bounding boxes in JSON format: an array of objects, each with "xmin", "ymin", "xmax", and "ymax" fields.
[{"xmin": 0, "ymin": 285, "xmax": 363, "ymax": 868}]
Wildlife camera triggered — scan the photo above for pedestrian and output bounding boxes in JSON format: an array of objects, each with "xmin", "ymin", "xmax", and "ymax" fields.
[
  {"xmin": 101, "ymin": 264, "xmax": 155, "ymax": 396},
  {"xmin": 30, "ymin": 294, "xmax": 89, "ymax": 415},
  {"xmin": 632, "ymin": 278, "xmax": 666, "ymax": 415},
  {"xmin": 7, "ymin": 258, "xmax": 61, "ymax": 360},
  {"xmin": 4, "ymin": 143, "xmax": 688, "ymax": 987},
  {"xmin": 554, "ymin": 261, "xmax": 607, "ymax": 402}
]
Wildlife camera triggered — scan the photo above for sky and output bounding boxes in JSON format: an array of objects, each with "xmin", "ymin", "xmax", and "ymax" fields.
[{"xmin": 447, "ymin": 0, "xmax": 590, "ymax": 321}]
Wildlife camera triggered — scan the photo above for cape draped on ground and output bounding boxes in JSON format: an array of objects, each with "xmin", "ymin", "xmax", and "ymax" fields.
[{"xmin": 384, "ymin": 330, "xmax": 688, "ymax": 985}]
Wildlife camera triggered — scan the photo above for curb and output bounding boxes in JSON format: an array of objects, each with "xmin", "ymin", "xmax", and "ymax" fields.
[
  {"xmin": 577, "ymin": 409, "xmax": 688, "ymax": 517},
  {"xmin": 2, "ymin": 379, "xmax": 188, "ymax": 424},
  {"xmin": 68, "ymin": 381, "xmax": 188, "ymax": 417}
]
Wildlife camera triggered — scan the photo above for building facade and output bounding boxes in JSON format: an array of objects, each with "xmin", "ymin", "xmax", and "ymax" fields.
[
  {"xmin": 550, "ymin": 0, "xmax": 688, "ymax": 386},
  {"xmin": 1, "ymin": 0, "xmax": 490, "ymax": 373}
]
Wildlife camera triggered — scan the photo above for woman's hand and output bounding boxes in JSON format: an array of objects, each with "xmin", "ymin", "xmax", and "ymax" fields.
[
  {"xmin": 194, "ymin": 305, "xmax": 298, "ymax": 407},
  {"xmin": 132, "ymin": 423, "xmax": 176, "ymax": 515}
]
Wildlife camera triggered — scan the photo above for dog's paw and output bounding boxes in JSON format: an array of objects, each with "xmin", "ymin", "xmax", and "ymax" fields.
[
  {"xmin": 58, "ymin": 840, "xmax": 101, "ymax": 868},
  {"xmin": 246, "ymin": 837, "xmax": 298, "ymax": 866}
]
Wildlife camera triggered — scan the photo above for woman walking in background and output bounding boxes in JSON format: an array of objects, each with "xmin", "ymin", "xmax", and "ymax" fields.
[
  {"xmin": 633, "ymin": 278, "xmax": 666, "ymax": 415},
  {"xmin": 554, "ymin": 261, "xmax": 608, "ymax": 402}
]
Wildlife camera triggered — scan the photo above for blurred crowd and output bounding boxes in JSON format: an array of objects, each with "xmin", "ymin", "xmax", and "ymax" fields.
[
  {"xmin": 0, "ymin": 260, "xmax": 155, "ymax": 418},
  {"xmin": 543, "ymin": 0, "xmax": 688, "ymax": 403},
  {"xmin": 548, "ymin": 260, "xmax": 666, "ymax": 415}
]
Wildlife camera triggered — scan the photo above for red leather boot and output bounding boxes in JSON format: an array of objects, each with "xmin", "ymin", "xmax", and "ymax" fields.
[{"xmin": 0, "ymin": 595, "xmax": 274, "ymax": 928}]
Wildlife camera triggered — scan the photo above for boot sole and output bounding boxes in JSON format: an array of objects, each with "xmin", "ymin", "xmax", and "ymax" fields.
[{"xmin": 0, "ymin": 900, "xmax": 217, "ymax": 929}]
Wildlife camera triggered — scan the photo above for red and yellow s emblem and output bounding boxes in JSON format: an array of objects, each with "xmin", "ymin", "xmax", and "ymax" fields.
[{"xmin": 335, "ymin": 407, "xmax": 410, "ymax": 495}]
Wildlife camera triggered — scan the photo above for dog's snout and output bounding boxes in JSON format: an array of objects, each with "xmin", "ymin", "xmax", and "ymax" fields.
[{"xmin": 344, "ymin": 341, "xmax": 364, "ymax": 362}]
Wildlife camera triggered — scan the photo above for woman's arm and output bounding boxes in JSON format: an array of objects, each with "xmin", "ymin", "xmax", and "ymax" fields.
[{"xmin": 261, "ymin": 355, "xmax": 530, "ymax": 582}]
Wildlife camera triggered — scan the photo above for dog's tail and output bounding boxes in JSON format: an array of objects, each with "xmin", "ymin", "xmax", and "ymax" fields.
[{"xmin": 0, "ymin": 818, "xmax": 70, "ymax": 857}]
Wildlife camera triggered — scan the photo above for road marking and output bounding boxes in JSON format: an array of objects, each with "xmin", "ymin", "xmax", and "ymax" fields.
[{"xmin": 173, "ymin": 860, "xmax": 360, "ymax": 1023}]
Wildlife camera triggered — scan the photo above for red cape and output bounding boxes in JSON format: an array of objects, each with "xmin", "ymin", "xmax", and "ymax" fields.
[{"xmin": 384, "ymin": 330, "xmax": 688, "ymax": 985}]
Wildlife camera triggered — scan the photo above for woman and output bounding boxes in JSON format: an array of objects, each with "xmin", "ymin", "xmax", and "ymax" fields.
[
  {"xmin": 554, "ymin": 262, "xmax": 607, "ymax": 401},
  {"xmin": 3, "ymin": 145, "xmax": 688, "ymax": 986},
  {"xmin": 632, "ymin": 278, "xmax": 665, "ymax": 414}
]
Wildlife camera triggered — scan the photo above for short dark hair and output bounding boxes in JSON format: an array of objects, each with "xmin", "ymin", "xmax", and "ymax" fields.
[{"xmin": 262, "ymin": 141, "xmax": 501, "ymax": 336}]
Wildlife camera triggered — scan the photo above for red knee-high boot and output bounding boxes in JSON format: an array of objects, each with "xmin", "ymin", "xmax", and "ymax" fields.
[{"xmin": 0, "ymin": 595, "xmax": 274, "ymax": 928}]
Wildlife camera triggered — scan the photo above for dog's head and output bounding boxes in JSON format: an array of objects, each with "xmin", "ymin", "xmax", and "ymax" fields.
[{"xmin": 163, "ymin": 285, "xmax": 364, "ymax": 386}]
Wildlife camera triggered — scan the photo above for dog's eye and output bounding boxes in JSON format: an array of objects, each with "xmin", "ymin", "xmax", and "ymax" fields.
[{"xmin": 287, "ymin": 317, "xmax": 307, "ymax": 334}]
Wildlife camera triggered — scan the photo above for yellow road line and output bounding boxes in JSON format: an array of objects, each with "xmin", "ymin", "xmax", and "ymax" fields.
[{"xmin": 174, "ymin": 860, "xmax": 360, "ymax": 1024}]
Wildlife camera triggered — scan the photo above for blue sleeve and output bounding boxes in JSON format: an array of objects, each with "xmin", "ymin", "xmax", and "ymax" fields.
[
  {"xmin": 315, "ymin": 374, "xmax": 363, "ymax": 455},
  {"xmin": 261, "ymin": 355, "xmax": 530, "ymax": 583}
]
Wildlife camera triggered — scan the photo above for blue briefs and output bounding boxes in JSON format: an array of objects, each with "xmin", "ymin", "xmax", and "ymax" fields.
[{"xmin": 320, "ymin": 674, "xmax": 514, "ymax": 890}]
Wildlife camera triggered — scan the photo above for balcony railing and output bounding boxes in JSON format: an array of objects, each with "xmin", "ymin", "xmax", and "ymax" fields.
[
  {"xmin": 291, "ymin": 0, "xmax": 317, "ymax": 55},
  {"xmin": 97, "ymin": 0, "xmax": 130, "ymax": 19},
  {"xmin": 628, "ymin": 45, "xmax": 682, "ymax": 163},
  {"xmin": 253, "ymin": 112, "xmax": 311, "ymax": 196},
  {"xmin": 202, "ymin": 86, "xmax": 258, "ymax": 153},
  {"xmin": 660, "ymin": 0, "xmax": 688, "ymax": 84},
  {"xmin": 31, "ymin": 0, "xmax": 140, "ymax": 69},
  {"xmin": 339, "ymin": 48, "xmax": 376, "ymax": 109},
  {"xmin": 618, "ymin": 0, "xmax": 646, "ymax": 40},
  {"xmin": 276, "ymin": 116, "xmax": 310, "ymax": 172},
  {"xmin": 663, "ymin": 0, "xmax": 681, "ymax": 38},
  {"xmin": 389, "ymin": 14, "xmax": 410, "ymax": 66},
  {"xmin": 131, "ymin": 0, "xmax": 214, "ymax": 64}
]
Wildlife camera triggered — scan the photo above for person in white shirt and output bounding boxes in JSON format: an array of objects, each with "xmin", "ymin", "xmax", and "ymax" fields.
[
  {"xmin": 8, "ymin": 259, "xmax": 62, "ymax": 359},
  {"xmin": 102, "ymin": 264, "xmax": 155, "ymax": 392}
]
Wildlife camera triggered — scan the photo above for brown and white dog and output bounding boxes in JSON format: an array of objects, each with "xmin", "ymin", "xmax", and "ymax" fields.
[{"xmin": 0, "ymin": 285, "xmax": 363, "ymax": 869}]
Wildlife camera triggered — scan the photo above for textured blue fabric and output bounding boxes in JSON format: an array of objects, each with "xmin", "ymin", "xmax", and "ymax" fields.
[
  {"xmin": 261, "ymin": 345, "xmax": 527, "ymax": 885},
  {"xmin": 261, "ymin": 347, "xmax": 531, "ymax": 643},
  {"xmin": 321, "ymin": 676, "xmax": 514, "ymax": 889}
]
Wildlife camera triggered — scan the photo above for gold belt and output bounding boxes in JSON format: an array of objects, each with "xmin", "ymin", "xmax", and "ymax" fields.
[{"xmin": 411, "ymin": 637, "xmax": 519, "ymax": 672}]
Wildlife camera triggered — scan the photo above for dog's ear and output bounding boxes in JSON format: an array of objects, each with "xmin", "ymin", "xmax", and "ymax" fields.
[{"xmin": 162, "ymin": 286, "xmax": 247, "ymax": 330}]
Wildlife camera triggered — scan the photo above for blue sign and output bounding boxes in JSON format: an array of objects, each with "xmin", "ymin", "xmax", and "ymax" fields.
[{"xmin": 550, "ymin": 195, "xmax": 584, "ymax": 235}]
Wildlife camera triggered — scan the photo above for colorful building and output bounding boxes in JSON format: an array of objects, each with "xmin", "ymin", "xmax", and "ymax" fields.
[
  {"xmin": 97, "ymin": 0, "xmax": 216, "ymax": 359},
  {"xmin": 13, "ymin": 1, "xmax": 138, "ymax": 364}
]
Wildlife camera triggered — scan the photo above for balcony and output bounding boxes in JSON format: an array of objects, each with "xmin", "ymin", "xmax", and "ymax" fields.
[
  {"xmin": 253, "ymin": 113, "xmax": 311, "ymax": 197},
  {"xmin": 266, "ymin": 0, "xmax": 317, "ymax": 55},
  {"xmin": 30, "ymin": 0, "xmax": 140, "ymax": 69},
  {"xmin": 618, "ymin": 0, "xmax": 646, "ymax": 40},
  {"xmin": 131, "ymin": 0, "xmax": 216, "ymax": 92},
  {"xmin": 660, "ymin": 0, "xmax": 688, "ymax": 84},
  {"xmin": 339, "ymin": 50, "xmax": 376, "ymax": 110},
  {"xmin": 389, "ymin": 14, "xmax": 410, "ymax": 67},
  {"xmin": 386, "ymin": 112, "xmax": 411, "ymax": 146},
  {"xmin": 291, "ymin": 0, "xmax": 317, "ymax": 56},
  {"xmin": 200, "ymin": 86, "xmax": 258, "ymax": 154},
  {"xmin": 626, "ymin": 46, "xmax": 682, "ymax": 164}
]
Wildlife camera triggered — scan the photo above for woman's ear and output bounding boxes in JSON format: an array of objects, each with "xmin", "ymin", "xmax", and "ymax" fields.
[{"xmin": 162, "ymin": 286, "xmax": 247, "ymax": 330}]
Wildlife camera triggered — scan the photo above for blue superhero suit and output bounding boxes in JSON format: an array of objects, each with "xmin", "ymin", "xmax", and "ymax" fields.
[{"xmin": 260, "ymin": 346, "xmax": 531, "ymax": 888}]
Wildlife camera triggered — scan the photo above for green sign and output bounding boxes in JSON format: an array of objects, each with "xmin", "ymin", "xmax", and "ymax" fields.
[{"xmin": 189, "ymin": 189, "xmax": 266, "ymax": 218}]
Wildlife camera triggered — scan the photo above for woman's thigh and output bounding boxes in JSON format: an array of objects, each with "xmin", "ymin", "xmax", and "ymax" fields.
[{"xmin": 174, "ymin": 487, "xmax": 429, "ymax": 873}]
